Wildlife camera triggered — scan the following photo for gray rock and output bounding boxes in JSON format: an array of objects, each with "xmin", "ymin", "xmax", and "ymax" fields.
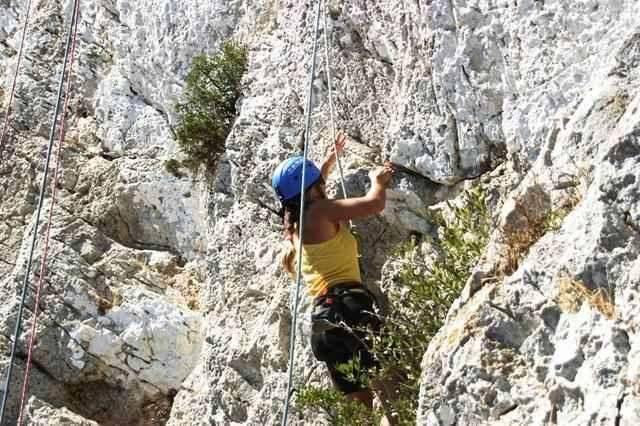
[
  {"xmin": 1, "ymin": 0, "xmax": 639, "ymax": 425},
  {"xmin": 23, "ymin": 397, "xmax": 99, "ymax": 426},
  {"xmin": 418, "ymin": 5, "xmax": 640, "ymax": 423}
]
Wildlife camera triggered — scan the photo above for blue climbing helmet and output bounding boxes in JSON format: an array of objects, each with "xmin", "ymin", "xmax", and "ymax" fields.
[{"xmin": 272, "ymin": 156, "xmax": 322, "ymax": 203}]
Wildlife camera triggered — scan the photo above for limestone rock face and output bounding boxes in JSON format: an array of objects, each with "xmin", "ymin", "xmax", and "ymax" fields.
[
  {"xmin": 416, "ymin": 2, "xmax": 640, "ymax": 425},
  {"xmin": 0, "ymin": 0, "xmax": 639, "ymax": 425},
  {"xmin": 1, "ymin": 0, "xmax": 210, "ymax": 423},
  {"xmin": 23, "ymin": 397, "xmax": 99, "ymax": 426}
]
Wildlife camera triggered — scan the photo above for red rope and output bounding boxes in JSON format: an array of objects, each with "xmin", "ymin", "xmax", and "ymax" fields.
[
  {"xmin": 0, "ymin": 0, "xmax": 34, "ymax": 160},
  {"xmin": 16, "ymin": 0, "xmax": 81, "ymax": 422}
]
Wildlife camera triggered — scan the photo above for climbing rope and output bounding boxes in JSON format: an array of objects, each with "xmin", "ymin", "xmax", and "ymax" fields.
[
  {"xmin": 322, "ymin": 2, "xmax": 348, "ymax": 200},
  {"xmin": 0, "ymin": 0, "xmax": 81, "ymax": 423},
  {"xmin": 0, "ymin": 0, "xmax": 35, "ymax": 161},
  {"xmin": 281, "ymin": 0, "xmax": 324, "ymax": 424},
  {"xmin": 17, "ymin": 0, "xmax": 81, "ymax": 423}
]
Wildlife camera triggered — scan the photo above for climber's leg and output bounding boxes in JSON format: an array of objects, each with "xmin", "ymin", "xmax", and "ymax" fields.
[
  {"xmin": 345, "ymin": 389, "xmax": 373, "ymax": 408},
  {"xmin": 371, "ymin": 371, "xmax": 403, "ymax": 426}
]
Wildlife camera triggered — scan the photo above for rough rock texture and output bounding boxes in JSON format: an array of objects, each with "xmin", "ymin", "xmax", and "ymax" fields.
[
  {"xmin": 417, "ymin": 1, "xmax": 640, "ymax": 425},
  {"xmin": 0, "ymin": 0, "xmax": 639, "ymax": 426},
  {"xmin": 23, "ymin": 397, "xmax": 99, "ymax": 426},
  {"xmin": 1, "ymin": 0, "xmax": 209, "ymax": 424}
]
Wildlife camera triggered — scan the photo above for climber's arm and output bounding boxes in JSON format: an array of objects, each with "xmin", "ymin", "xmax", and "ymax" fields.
[
  {"xmin": 311, "ymin": 164, "xmax": 394, "ymax": 222},
  {"xmin": 320, "ymin": 132, "xmax": 347, "ymax": 180}
]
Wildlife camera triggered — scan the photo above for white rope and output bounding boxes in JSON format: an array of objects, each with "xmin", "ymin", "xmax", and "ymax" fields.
[
  {"xmin": 281, "ymin": 0, "xmax": 324, "ymax": 424},
  {"xmin": 322, "ymin": 2, "xmax": 349, "ymax": 200}
]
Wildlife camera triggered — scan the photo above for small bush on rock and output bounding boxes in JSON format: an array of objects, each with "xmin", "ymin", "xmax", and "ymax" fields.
[
  {"xmin": 164, "ymin": 158, "xmax": 185, "ymax": 178},
  {"xmin": 172, "ymin": 41, "xmax": 247, "ymax": 175},
  {"xmin": 297, "ymin": 386, "xmax": 378, "ymax": 425}
]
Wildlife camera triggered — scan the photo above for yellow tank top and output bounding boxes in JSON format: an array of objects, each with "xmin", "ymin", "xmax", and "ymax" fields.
[{"xmin": 301, "ymin": 224, "xmax": 362, "ymax": 297}]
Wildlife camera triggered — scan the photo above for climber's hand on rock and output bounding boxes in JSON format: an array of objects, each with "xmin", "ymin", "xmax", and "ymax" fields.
[
  {"xmin": 333, "ymin": 131, "xmax": 347, "ymax": 155},
  {"xmin": 369, "ymin": 162, "xmax": 395, "ymax": 187}
]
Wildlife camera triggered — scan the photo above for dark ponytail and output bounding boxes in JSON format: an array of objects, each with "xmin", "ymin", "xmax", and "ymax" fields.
[
  {"xmin": 279, "ymin": 196, "xmax": 302, "ymax": 275},
  {"xmin": 279, "ymin": 197, "xmax": 301, "ymax": 241},
  {"xmin": 277, "ymin": 177, "xmax": 324, "ymax": 275}
]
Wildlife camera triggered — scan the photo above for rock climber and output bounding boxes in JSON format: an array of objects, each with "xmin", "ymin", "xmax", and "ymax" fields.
[{"xmin": 272, "ymin": 133, "xmax": 396, "ymax": 423}]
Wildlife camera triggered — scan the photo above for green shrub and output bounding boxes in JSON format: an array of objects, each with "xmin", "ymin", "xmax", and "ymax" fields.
[
  {"xmin": 372, "ymin": 187, "xmax": 490, "ymax": 424},
  {"xmin": 297, "ymin": 386, "xmax": 379, "ymax": 426},
  {"xmin": 173, "ymin": 41, "xmax": 248, "ymax": 174},
  {"xmin": 298, "ymin": 187, "xmax": 491, "ymax": 425},
  {"xmin": 164, "ymin": 158, "xmax": 185, "ymax": 178}
]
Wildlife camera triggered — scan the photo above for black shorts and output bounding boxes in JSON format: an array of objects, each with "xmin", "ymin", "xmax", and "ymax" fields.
[{"xmin": 310, "ymin": 285, "xmax": 380, "ymax": 394}]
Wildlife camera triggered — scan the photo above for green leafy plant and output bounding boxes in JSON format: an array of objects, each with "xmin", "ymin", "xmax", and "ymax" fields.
[
  {"xmin": 164, "ymin": 158, "xmax": 185, "ymax": 178},
  {"xmin": 173, "ymin": 41, "xmax": 248, "ymax": 174},
  {"xmin": 297, "ymin": 386, "xmax": 380, "ymax": 426},
  {"xmin": 373, "ymin": 186, "xmax": 490, "ymax": 424},
  {"xmin": 298, "ymin": 187, "xmax": 491, "ymax": 425}
]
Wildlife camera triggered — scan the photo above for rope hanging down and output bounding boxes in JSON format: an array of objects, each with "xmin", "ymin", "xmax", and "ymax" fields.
[
  {"xmin": 322, "ymin": 1, "xmax": 348, "ymax": 200},
  {"xmin": 0, "ymin": 0, "xmax": 81, "ymax": 423},
  {"xmin": 281, "ymin": 1, "xmax": 351, "ymax": 423},
  {"xmin": 17, "ymin": 0, "xmax": 81, "ymax": 423},
  {"xmin": 281, "ymin": 0, "xmax": 324, "ymax": 424},
  {"xmin": 0, "ymin": 0, "xmax": 35, "ymax": 161}
]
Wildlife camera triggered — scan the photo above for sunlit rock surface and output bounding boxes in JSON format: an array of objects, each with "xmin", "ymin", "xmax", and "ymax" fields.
[{"xmin": 0, "ymin": 0, "xmax": 638, "ymax": 425}]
